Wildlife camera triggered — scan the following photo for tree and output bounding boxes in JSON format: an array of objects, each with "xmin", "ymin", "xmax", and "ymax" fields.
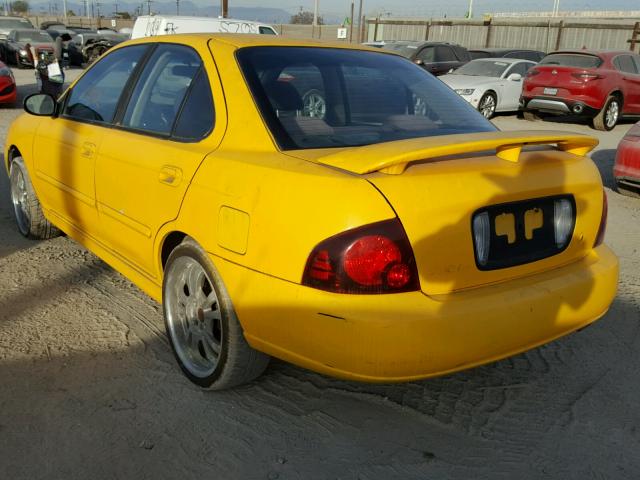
[
  {"xmin": 290, "ymin": 10, "xmax": 323, "ymax": 25},
  {"xmin": 118, "ymin": 11, "xmax": 131, "ymax": 19},
  {"xmin": 67, "ymin": 9, "xmax": 75, "ymax": 16},
  {"xmin": 10, "ymin": 0, "xmax": 29, "ymax": 13}
]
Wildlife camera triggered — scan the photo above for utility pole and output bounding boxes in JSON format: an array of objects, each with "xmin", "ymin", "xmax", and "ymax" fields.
[
  {"xmin": 357, "ymin": 0, "xmax": 363, "ymax": 42},
  {"xmin": 221, "ymin": 0, "xmax": 228, "ymax": 18},
  {"xmin": 113, "ymin": 1, "xmax": 117, "ymax": 15},
  {"xmin": 312, "ymin": 0, "xmax": 318, "ymax": 26},
  {"xmin": 175, "ymin": 0, "xmax": 179, "ymax": 14},
  {"xmin": 146, "ymin": 0, "xmax": 152, "ymax": 15},
  {"xmin": 63, "ymin": 0, "xmax": 67, "ymax": 20},
  {"xmin": 467, "ymin": 0, "xmax": 473, "ymax": 18},
  {"xmin": 349, "ymin": 1, "xmax": 354, "ymax": 42}
]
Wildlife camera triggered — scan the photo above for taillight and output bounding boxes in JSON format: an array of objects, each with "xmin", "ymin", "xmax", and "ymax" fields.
[
  {"xmin": 571, "ymin": 72, "xmax": 602, "ymax": 81},
  {"xmin": 594, "ymin": 191, "xmax": 608, "ymax": 247},
  {"xmin": 526, "ymin": 68, "xmax": 540, "ymax": 77},
  {"xmin": 302, "ymin": 219, "xmax": 420, "ymax": 294}
]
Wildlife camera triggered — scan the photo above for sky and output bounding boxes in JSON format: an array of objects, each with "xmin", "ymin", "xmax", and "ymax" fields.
[{"xmin": 225, "ymin": 0, "xmax": 640, "ymax": 18}]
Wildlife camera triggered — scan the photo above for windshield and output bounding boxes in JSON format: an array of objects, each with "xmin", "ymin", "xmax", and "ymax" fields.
[
  {"xmin": 381, "ymin": 43, "xmax": 420, "ymax": 58},
  {"xmin": 16, "ymin": 31, "xmax": 52, "ymax": 43},
  {"xmin": 0, "ymin": 18, "xmax": 34, "ymax": 30},
  {"xmin": 237, "ymin": 47, "xmax": 496, "ymax": 150},
  {"xmin": 540, "ymin": 54, "xmax": 602, "ymax": 68},
  {"xmin": 453, "ymin": 60, "xmax": 510, "ymax": 77}
]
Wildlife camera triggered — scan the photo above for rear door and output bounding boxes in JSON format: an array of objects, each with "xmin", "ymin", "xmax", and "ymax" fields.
[
  {"xmin": 614, "ymin": 54, "xmax": 640, "ymax": 112},
  {"xmin": 501, "ymin": 61, "xmax": 534, "ymax": 110},
  {"xmin": 94, "ymin": 43, "xmax": 221, "ymax": 278}
]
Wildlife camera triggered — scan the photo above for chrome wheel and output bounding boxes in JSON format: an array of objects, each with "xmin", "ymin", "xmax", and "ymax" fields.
[
  {"xmin": 302, "ymin": 89, "xmax": 326, "ymax": 119},
  {"xmin": 10, "ymin": 164, "xmax": 30, "ymax": 236},
  {"xmin": 165, "ymin": 256, "xmax": 223, "ymax": 378},
  {"xmin": 479, "ymin": 93, "xmax": 496, "ymax": 119},
  {"xmin": 605, "ymin": 100, "xmax": 619, "ymax": 129}
]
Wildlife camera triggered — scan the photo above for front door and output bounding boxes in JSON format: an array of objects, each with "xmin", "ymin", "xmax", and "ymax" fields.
[{"xmin": 32, "ymin": 44, "xmax": 150, "ymax": 236}]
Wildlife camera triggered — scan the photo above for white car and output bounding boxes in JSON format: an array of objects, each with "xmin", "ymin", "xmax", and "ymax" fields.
[{"xmin": 440, "ymin": 58, "xmax": 536, "ymax": 119}]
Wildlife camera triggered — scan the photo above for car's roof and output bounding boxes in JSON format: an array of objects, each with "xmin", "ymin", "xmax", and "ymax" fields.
[
  {"xmin": 129, "ymin": 33, "xmax": 386, "ymax": 52},
  {"xmin": 548, "ymin": 49, "xmax": 632, "ymax": 58},
  {"xmin": 470, "ymin": 48, "xmax": 542, "ymax": 53},
  {"xmin": 469, "ymin": 57, "xmax": 533, "ymax": 64}
]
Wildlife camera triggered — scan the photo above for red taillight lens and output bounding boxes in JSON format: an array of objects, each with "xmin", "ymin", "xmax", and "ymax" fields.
[
  {"xmin": 302, "ymin": 219, "xmax": 420, "ymax": 294},
  {"xmin": 594, "ymin": 191, "xmax": 608, "ymax": 247},
  {"xmin": 526, "ymin": 68, "xmax": 540, "ymax": 77},
  {"xmin": 571, "ymin": 72, "xmax": 602, "ymax": 80}
]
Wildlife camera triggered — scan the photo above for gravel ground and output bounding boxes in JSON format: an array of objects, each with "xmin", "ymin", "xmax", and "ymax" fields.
[{"xmin": 1, "ymin": 68, "xmax": 639, "ymax": 480}]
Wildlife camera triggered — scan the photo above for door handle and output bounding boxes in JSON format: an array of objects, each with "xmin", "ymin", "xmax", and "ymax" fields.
[
  {"xmin": 159, "ymin": 165, "xmax": 182, "ymax": 186},
  {"xmin": 81, "ymin": 142, "xmax": 96, "ymax": 158}
]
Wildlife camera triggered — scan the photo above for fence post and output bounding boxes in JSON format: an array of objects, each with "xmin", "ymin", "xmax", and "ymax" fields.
[
  {"xmin": 424, "ymin": 18, "xmax": 431, "ymax": 41},
  {"xmin": 629, "ymin": 21, "xmax": 640, "ymax": 51},
  {"xmin": 373, "ymin": 16, "xmax": 379, "ymax": 41},
  {"xmin": 555, "ymin": 20, "xmax": 564, "ymax": 51},
  {"xmin": 484, "ymin": 17, "xmax": 492, "ymax": 47},
  {"xmin": 360, "ymin": 15, "xmax": 366, "ymax": 42}
]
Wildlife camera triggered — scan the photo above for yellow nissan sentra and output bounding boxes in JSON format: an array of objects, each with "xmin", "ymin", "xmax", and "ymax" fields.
[{"xmin": 5, "ymin": 34, "xmax": 618, "ymax": 389}]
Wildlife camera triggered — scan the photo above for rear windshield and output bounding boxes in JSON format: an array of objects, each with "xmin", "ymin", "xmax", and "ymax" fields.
[
  {"xmin": 237, "ymin": 47, "xmax": 496, "ymax": 150},
  {"xmin": 381, "ymin": 43, "xmax": 421, "ymax": 58},
  {"xmin": 539, "ymin": 53, "xmax": 602, "ymax": 68},
  {"xmin": 470, "ymin": 51, "xmax": 491, "ymax": 59}
]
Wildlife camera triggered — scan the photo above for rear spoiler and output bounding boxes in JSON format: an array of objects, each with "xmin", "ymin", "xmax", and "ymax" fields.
[{"xmin": 314, "ymin": 131, "xmax": 598, "ymax": 175}]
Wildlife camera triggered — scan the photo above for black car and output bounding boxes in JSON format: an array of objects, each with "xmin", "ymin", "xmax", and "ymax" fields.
[
  {"xmin": 2, "ymin": 29, "xmax": 54, "ymax": 68},
  {"xmin": 382, "ymin": 41, "xmax": 471, "ymax": 76},
  {"xmin": 469, "ymin": 48, "xmax": 545, "ymax": 62},
  {"xmin": 0, "ymin": 16, "xmax": 35, "ymax": 62}
]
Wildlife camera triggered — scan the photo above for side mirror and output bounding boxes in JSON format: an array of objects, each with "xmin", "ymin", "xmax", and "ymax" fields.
[
  {"xmin": 414, "ymin": 59, "xmax": 424, "ymax": 66},
  {"xmin": 24, "ymin": 93, "xmax": 56, "ymax": 116},
  {"xmin": 508, "ymin": 73, "xmax": 522, "ymax": 81}
]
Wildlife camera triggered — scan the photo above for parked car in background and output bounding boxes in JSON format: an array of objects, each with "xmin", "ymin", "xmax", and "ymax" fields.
[
  {"xmin": 441, "ymin": 58, "xmax": 536, "ymax": 118},
  {"xmin": 2, "ymin": 29, "xmax": 54, "ymax": 68},
  {"xmin": 6, "ymin": 34, "xmax": 617, "ymax": 390},
  {"xmin": 131, "ymin": 15, "xmax": 277, "ymax": 39},
  {"xmin": 67, "ymin": 32, "xmax": 128, "ymax": 66},
  {"xmin": 0, "ymin": 60, "xmax": 17, "ymax": 105},
  {"xmin": 469, "ymin": 48, "xmax": 545, "ymax": 62},
  {"xmin": 0, "ymin": 17, "xmax": 35, "ymax": 62},
  {"xmin": 522, "ymin": 50, "xmax": 640, "ymax": 131},
  {"xmin": 613, "ymin": 122, "xmax": 640, "ymax": 197},
  {"xmin": 382, "ymin": 41, "xmax": 471, "ymax": 75}
]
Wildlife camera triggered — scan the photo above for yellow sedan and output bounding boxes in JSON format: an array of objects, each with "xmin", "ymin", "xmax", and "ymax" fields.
[{"xmin": 5, "ymin": 34, "xmax": 618, "ymax": 389}]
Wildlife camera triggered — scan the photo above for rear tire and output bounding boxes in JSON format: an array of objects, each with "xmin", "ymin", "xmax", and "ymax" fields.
[
  {"xmin": 9, "ymin": 157, "xmax": 60, "ymax": 240},
  {"xmin": 593, "ymin": 95, "xmax": 620, "ymax": 131},
  {"xmin": 163, "ymin": 237, "xmax": 270, "ymax": 390}
]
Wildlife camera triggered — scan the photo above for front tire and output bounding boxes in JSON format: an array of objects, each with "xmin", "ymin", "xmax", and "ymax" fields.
[
  {"xmin": 9, "ymin": 157, "xmax": 60, "ymax": 239},
  {"xmin": 593, "ymin": 95, "xmax": 620, "ymax": 131},
  {"xmin": 163, "ymin": 238, "xmax": 270, "ymax": 390},
  {"xmin": 478, "ymin": 92, "xmax": 497, "ymax": 119}
]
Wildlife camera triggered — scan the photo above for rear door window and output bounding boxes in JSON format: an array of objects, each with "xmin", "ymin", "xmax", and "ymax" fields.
[
  {"xmin": 435, "ymin": 46, "xmax": 457, "ymax": 62},
  {"xmin": 613, "ymin": 55, "xmax": 638, "ymax": 74},
  {"xmin": 121, "ymin": 44, "xmax": 202, "ymax": 136},
  {"xmin": 416, "ymin": 46, "xmax": 435, "ymax": 63},
  {"xmin": 63, "ymin": 44, "xmax": 148, "ymax": 123}
]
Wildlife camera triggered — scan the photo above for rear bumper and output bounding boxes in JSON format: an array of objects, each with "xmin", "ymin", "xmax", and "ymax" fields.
[
  {"xmin": 0, "ymin": 81, "xmax": 16, "ymax": 104},
  {"xmin": 614, "ymin": 139, "xmax": 640, "ymax": 183},
  {"xmin": 522, "ymin": 96, "xmax": 600, "ymax": 117},
  {"xmin": 214, "ymin": 245, "xmax": 619, "ymax": 382}
]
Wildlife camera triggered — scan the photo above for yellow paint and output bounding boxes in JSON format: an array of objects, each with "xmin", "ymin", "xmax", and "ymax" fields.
[
  {"xmin": 4, "ymin": 34, "xmax": 619, "ymax": 382},
  {"xmin": 524, "ymin": 208, "xmax": 544, "ymax": 240},
  {"xmin": 218, "ymin": 206, "xmax": 250, "ymax": 254},
  {"xmin": 495, "ymin": 213, "xmax": 516, "ymax": 244}
]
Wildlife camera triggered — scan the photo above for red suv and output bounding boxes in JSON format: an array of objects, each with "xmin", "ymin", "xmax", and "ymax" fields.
[{"xmin": 521, "ymin": 50, "xmax": 640, "ymax": 131}]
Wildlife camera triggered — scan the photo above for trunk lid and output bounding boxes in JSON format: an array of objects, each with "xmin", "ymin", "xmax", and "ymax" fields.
[{"xmin": 288, "ymin": 131, "xmax": 603, "ymax": 295}]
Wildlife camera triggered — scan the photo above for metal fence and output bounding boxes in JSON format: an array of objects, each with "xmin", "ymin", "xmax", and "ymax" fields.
[{"xmin": 365, "ymin": 18, "xmax": 640, "ymax": 52}]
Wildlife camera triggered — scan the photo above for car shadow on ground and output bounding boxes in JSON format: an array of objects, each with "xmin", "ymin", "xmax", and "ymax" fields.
[{"xmin": 591, "ymin": 149, "xmax": 617, "ymax": 190}]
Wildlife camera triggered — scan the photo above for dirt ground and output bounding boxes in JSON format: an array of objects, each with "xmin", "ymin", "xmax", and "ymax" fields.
[{"xmin": 0, "ymin": 68, "xmax": 639, "ymax": 480}]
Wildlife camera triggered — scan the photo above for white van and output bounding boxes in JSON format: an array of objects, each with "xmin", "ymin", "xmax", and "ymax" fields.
[{"xmin": 131, "ymin": 15, "xmax": 278, "ymax": 39}]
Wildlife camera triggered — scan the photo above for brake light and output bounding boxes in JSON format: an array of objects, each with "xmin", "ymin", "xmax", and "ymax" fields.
[
  {"xmin": 571, "ymin": 72, "xmax": 602, "ymax": 80},
  {"xmin": 302, "ymin": 219, "xmax": 420, "ymax": 294},
  {"xmin": 594, "ymin": 191, "xmax": 608, "ymax": 247}
]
